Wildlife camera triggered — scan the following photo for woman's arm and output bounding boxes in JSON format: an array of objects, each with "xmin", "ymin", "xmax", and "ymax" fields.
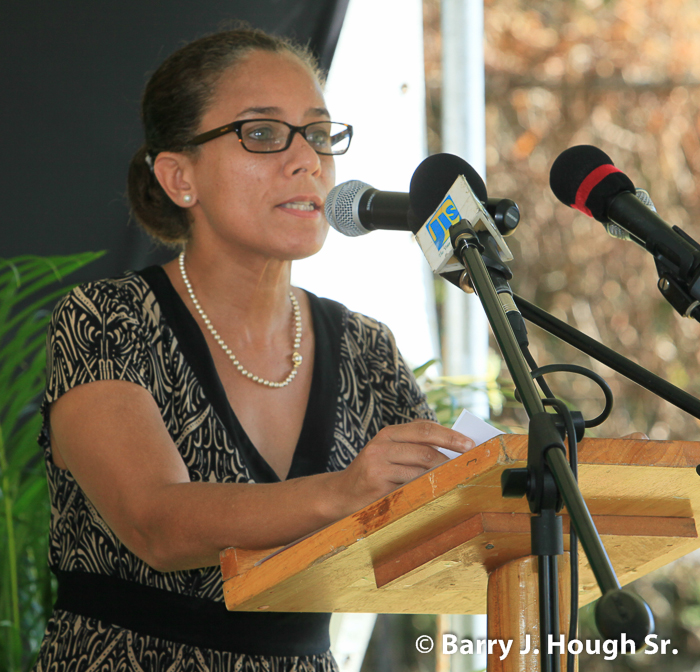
[{"xmin": 50, "ymin": 379, "xmax": 473, "ymax": 573}]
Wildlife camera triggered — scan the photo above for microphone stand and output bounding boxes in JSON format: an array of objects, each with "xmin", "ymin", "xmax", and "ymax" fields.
[
  {"xmin": 448, "ymin": 221, "xmax": 652, "ymax": 672},
  {"xmin": 512, "ymin": 294, "xmax": 700, "ymax": 421}
]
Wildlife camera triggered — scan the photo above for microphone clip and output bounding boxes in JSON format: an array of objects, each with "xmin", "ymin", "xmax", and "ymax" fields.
[
  {"xmin": 657, "ymin": 271, "xmax": 700, "ymax": 321},
  {"xmin": 449, "ymin": 219, "xmax": 484, "ymax": 255}
]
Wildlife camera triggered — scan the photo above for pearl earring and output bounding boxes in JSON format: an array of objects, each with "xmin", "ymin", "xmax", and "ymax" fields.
[{"xmin": 183, "ymin": 194, "xmax": 192, "ymax": 203}]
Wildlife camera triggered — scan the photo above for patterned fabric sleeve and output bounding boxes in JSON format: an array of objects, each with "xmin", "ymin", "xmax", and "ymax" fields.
[
  {"xmin": 44, "ymin": 278, "xmax": 150, "ymax": 407},
  {"xmin": 342, "ymin": 310, "xmax": 435, "ymax": 426},
  {"xmin": 375, "ymin": 320, "xmax": 437, "ymax": 425}
]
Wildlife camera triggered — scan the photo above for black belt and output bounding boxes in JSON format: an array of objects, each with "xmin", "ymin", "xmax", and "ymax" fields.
[{"xmin": 53, "ymin": 568, "xmax": 331, "ymax": 656}]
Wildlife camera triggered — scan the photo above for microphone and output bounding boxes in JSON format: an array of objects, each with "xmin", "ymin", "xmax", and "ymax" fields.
[
  {"xmin": 324, "ymin": 153, "xmax": 520, "ymax": 238},
  {"xmin": 606, "ymin": 190, "xmax": 656, "ymax": 243},
  {"xmin": 407, "ymin": 155, "xmax": 526, "ymax": 338},
  {"xmin": 410, "ymin": 154, "xmax": 513, "ymax": 272},
  {"xmin": 325, "ymin": 153, "xmax": 528, "ymax": 335},
  {"xmin": 409, "ymin": 153, "xmax": 488, "ymax": 223},
  {"xmin": 323, "ymin": 181, "xmax": 413, "ymax": 236},
  {"xmin": 549, "ymin": 145, "xmax": 700, "ymax": 294}
]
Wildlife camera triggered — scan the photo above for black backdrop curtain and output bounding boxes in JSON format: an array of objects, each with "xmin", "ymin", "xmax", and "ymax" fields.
[{"xmin": 2, "ymin": 0, "xmax": 350, "ymax": 282}]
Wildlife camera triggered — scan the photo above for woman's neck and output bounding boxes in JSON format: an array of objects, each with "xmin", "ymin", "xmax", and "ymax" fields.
[{"xmin": 163, "ymin": 241, "xmax": 295, "ymax": 346}]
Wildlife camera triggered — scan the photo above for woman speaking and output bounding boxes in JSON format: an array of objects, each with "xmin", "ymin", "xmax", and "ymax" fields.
[{"xmin": 34, "ymin": 27, "xmax": 473, "ymax": 671}]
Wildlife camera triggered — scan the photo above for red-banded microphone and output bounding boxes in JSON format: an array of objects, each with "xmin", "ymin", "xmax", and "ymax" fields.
[{"xmin": 550, "ymin": 145, "xmax": 700, "ymax": 290}]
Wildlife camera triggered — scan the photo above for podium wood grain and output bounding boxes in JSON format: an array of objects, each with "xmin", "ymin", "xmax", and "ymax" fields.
[
  {"xmin": 220, "ymin": 435, "xmax": 700, "ymax": 614},
  {"xmin": 487, "ymin": 554, "xmax": 571, "ymax": 672}
]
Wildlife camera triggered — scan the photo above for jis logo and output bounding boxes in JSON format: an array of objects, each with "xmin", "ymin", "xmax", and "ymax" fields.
[{"xmin": 426, "ymin": 196, "xmax": 461, "ymax": 250}]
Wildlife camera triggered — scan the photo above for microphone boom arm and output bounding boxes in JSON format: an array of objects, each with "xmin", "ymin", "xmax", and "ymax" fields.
[{"xmin": 513, "ymin": 294, "xmax": 700, "ymax": 419}]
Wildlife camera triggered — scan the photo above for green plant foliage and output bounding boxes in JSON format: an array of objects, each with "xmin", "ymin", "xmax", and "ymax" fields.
[
  {"xmin": 0, "ymin": 253, "xmax": 104, "ymax": 672},
  {"xmin": 415, "ymin": 352, "xmax": 521, "ymax": 431}
]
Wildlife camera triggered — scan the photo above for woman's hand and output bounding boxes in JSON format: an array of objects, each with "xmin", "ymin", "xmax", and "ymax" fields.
[{"xmin": 330, "ymin": 420, "xmax": 475, "ymax": 517}]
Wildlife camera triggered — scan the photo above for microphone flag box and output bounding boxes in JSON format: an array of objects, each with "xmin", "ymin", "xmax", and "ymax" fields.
[{"xmin": 415, "ymin": 175, "xmax": 513, "ymax": 274}]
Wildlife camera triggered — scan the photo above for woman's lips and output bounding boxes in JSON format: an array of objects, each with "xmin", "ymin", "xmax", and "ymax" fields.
[
  {"xmin": 276, "ymin": 198, "xmax": 323, "ymax": 218},
  {"xmin": 280, "ymin": 201, "xmax": 316, "ymax": 211}
]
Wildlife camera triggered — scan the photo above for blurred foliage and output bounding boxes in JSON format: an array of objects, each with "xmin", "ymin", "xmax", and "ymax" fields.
[
  {"xmin": 414, "ymin": 352, "xmax": 521, "ymax": 429},
  {"xmin": 0, "ymin": 254, "xmax": 103, "ymax": 671},
  {"xmin": 425, "ymin": 0, "xmax": 700, "ymax": 441},
  {"xmin": 419, "ymin": 0, "xmax": 700, "ymax": 670}
]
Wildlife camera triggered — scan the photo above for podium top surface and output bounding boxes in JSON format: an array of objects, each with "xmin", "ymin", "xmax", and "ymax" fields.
[{"xmin": 220, "ymin": 434, "xmax": 700, "ymax": 614}]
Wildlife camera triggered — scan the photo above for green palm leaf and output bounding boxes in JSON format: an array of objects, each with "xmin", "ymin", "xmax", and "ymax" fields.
[{"xmin": 0, "ymin": 252, "xmax": 103, "ymax": 672}]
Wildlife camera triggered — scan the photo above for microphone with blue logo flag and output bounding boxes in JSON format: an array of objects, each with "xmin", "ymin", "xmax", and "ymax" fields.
[{"xmin": 408, "ymin": 154, "xmax": 513, "ymax": 274}]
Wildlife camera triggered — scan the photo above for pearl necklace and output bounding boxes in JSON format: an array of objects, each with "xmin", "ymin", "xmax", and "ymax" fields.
[{"xmin": 178, "ymin": 252, "xmax": 303, "ymax": 388}]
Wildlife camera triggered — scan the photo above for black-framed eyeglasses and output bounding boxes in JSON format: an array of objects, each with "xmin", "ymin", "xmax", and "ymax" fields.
[{"xmin": 187, "ymin": 119, "xmax": 353, "ymax": 155}]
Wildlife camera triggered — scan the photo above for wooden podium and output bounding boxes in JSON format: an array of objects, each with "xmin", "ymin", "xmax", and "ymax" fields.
[{"xmin": 220, "ymin": 435, "xmax": 700, "ymax": 669}]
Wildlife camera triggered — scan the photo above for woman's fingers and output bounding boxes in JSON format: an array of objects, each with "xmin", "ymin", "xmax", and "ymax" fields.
[
  {"xmin": 333, "ymin": 421, "xmax": 478, "ymax": 516},
  {"xmin": 383, "ymin": 441, "xmax": 453, "ymax": 468},
  {"xmin": 383, "ymin": 462, "xmax": 443, "ymax": 485},
  {"xmin": 382, "ymin": 420, "xmax": 475, "ymax": 453},
  {"xmin": 359, "ymin": 422, "xmax": 475, "ymax": 483}
]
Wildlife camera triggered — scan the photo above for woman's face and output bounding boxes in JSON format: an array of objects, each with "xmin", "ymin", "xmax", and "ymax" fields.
[{"xmin": 184, "ymin": 50, "xmax": 336, "ymax": 262}]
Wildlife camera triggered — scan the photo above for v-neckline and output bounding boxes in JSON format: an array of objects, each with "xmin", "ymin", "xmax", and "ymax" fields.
[{"xmin": 136, "ymin": 266, "xmax": 343, "ymax": 484}]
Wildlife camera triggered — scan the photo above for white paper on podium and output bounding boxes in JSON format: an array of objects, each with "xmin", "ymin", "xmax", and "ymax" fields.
[{"xmin": 438, "ymin": 408, "xmax": 505, "ymax": 460}]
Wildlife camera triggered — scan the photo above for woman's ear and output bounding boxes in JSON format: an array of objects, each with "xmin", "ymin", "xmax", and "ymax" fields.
[{"xmin": 153, "ymin": 152, "xmax": 198, "ymax": 208}]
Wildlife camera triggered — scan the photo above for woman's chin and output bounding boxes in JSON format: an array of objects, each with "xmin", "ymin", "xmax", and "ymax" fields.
[
  {"xmin": 278, "ymin": 223, "xmax": 329, "ymax": 261},
  {"xmin": 280, "ymin": 237, "xmax": 328, "ymax": 262}
]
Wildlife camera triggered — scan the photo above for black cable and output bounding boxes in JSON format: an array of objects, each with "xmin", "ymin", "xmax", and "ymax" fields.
[
  {"xmin": 518, "ymin": 322, "xmax": 601, "ymax": 671},
  {"xmin": 522, "ymin": 343, "xmax": 584, "ymax": 670},
  {"xmin": 543, "ymin": 398, "xmax": 579, "ymax": 672},
  {"xmin": 530, "ymin": 364, "xmax": 613, "ymax": 428},
  {"xmin": 523, "ymin": 346, "xmax": 555, "ymax": 399}
]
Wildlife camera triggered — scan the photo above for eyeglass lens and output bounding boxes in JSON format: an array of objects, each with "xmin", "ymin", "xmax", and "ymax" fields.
[{"xmin": 239, "ymin": 121, "xmax": 351, "ymax": 155}]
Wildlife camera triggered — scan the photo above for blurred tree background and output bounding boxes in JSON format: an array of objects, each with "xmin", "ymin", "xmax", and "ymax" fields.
[
  {"xmin": 426, "ymin": 0, "xmax": 700, "ymax": 440},
  {"xmin": 481, "ymin": 0, "xmax": 700, "ymax": 445},
  {"xmin": 407, "ymin": 0, "xmax": 700, "ymax": 670}
]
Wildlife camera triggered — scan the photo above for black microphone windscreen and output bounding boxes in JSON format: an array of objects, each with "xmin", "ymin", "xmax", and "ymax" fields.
[
  {"xmin": 549, "ymin": 145, "xmax": 635, "ymax": 222},
  {"xmin": 409, "ymin": 153, "xmax": 488, "ymax": 226}
]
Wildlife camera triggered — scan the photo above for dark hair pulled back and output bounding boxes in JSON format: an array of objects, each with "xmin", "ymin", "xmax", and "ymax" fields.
[{"xmin": 127, "ymin": 28, "xmax": 322, "ymax": 247}]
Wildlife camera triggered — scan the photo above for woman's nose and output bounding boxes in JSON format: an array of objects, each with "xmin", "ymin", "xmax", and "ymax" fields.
[{"xmin": 286, "ymin": 131, "xmax": 322, "ymax": 174}]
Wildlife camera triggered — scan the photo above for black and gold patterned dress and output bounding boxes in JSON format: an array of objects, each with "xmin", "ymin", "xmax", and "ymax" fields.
[{"xmin": 33, "ymin": 266, "xmax": 434, "ymax": 671}]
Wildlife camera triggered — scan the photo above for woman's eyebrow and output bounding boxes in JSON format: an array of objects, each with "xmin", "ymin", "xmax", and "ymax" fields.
[
  {"xmin": 306, "ymin": 107, "xmax": 331, "ymax": 118},
  {"xmin": 237, "ymin": 106, "xmax": 282, "ymax": 116},
  {"xmin": 235, "ymin": 106, "xmax": 331, "ymax": 118}
]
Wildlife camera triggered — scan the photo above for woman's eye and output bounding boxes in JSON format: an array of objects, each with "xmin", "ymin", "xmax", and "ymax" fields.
[
  {"xmin": 307, "ymin": 130, "xmax": 330, "ymax": 147},
  {"xmin": 247, "ymin": 126, "xmax": 276, "ymax": 141}
]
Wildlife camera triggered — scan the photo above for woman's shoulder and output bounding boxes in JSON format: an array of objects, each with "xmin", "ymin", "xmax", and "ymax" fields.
[
  {"xmin": 56, "ymin": 270, "xmax": 151, "ymax": 306},
  {"xmin": 50, "ymin": 270, "xmax": 160, "ymax": 336},
  {"xmin": 345, "ymin": 307, "xmax": 396, "ymax": 351},
  {"xmin": 305, "ymin": 292, "xmax": 397, "ymax": 366},
  {"xmin": 303, "ymin": 291, "xmax": 392, "ymax": 344},
  {"xmin": 44, "ymin": 272, "xmax": 160, "ymax": 404},
  {"xmin": 54, "ymin": 271, "xmax": 158, "ymax": 312}
]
